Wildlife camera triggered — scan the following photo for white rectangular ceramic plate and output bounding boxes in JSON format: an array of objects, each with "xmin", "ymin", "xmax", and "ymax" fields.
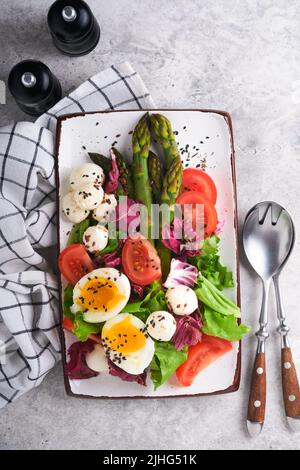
[{"xmin": 56, "ymin": 109, "xmax": 240, "ymax": 398}]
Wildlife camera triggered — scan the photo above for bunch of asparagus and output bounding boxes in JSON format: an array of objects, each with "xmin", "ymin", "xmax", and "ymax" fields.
[{"xmin": 131, "ymin": 113, "xmax": 183, "ymax": 276}]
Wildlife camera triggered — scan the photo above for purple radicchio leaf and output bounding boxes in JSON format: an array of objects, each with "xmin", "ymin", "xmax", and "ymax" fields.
[
  {"xmin": 104, "ymin": 149, "xmax": 120, "ymax": 193},
  {"xmin": 172, "ymin": 311, "xmax": 203, "ymax": 351},
  {"xmin": 112, "ymin": 197, "xmax": 141, "ymax": 235},
  {"xmin": 131, "ymin": 283, "xmax": 145, "ymax": 300},
  {"xmin": 108, "ymin": 359, "xmax": 147, "ymax": 386},
  {"xmin": 94, "ymin": 238, "xmax": 126, "ymax": 268},
  {"xmin": 66, "ymin": 339, "xmax": 99, "ymax": 380},
  {"xmin": 161, "ymin": 217, "xmax": 202, "ymax": 255},
  {"xmin": 95, "ymin": 251, "xmax": 121, "ymax": 268},
  {"xmin": 163, "ymin": 258, "xmax": 198, "ymax": 288},
  {"xmin": 161, "ymin": 222, "xmax": 181, "ymax": 254}
]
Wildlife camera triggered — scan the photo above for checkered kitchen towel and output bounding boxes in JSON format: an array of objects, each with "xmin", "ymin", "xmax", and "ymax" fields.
[{"xmin": 0, "ymin": 62, "xmax": 154, "ymax": 407}]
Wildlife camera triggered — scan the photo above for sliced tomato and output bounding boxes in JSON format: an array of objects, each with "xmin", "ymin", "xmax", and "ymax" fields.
[
  {"xmin": 58, "ymin": 244, "xmax": 94, "ymax": 285},
  {"xmin": 182, "ymin": 168, "xmax": 217, "ymax": 204},
  {"xmin": 176, "ymin": 191, "xmax": 217, "ymax": 238},
  {"xmin": 62, "ymin": 317, "xmax": 74, "ymax": 333},
  {"xmin": 176, "ymin": 335, "xmax": 233, "ymax": 387},
  {"xmin": 122, "ymin": 235, "xmax": 162, "ymax": 286},
  {"xmin": 62, "ymin": 317, "xmax": 101, "ymax": 344}
]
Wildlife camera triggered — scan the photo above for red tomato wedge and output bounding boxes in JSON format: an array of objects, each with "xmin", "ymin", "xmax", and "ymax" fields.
[
  {"xmin": 122, "ymin": 235, "xmax": 162, "ymax": 286},
  {"xmin": 176, "ymin": 191, "xmax": 218, "ymax": 238},
  {"xmin": 182, "ymin": 168, "xmax": 217, "ymax": 204},
  {"xmin": 62, "ymin": 317, "xmax": 74, "ymax": 333},
  {"xmin": 176, "ymin": 335, "xmax": 233, "ymax": 387},
  {"xmin": 58, "ymin": 244, "xmax": 94, "ymax": 285},
  {"xmin": 62, "ymin": 317, "xmax": 101, "ymax": 344}
]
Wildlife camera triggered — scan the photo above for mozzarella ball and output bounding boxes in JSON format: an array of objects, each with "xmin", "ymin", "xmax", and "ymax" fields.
[
  {"xmin": 69, "ymin": 163, "xmax": 105, "ymax": 190},
  {"xmin": 83, "ymin": 225, "xmax": 108, "ymax": 253},
  {"xmin": 166, "ymin": 285, "xmax": 198, "ymax": 315},
  {"xmin": 146, "ymin": 311, "xmax": 177, "ymax": 342},
  {"xmin": 61, "ymin": 192, "xmax": 88, "ymax": 223},
  {"xmin": 73, "ymin": 183, "xmax": 104, "ymax": 211},
  {"xmin": 85, "ymin": 344, "xmax": 109, "ymax": 373},
  {"xmin": 92, "ymin": 194, "xmax": 117, "ymax": 224}
]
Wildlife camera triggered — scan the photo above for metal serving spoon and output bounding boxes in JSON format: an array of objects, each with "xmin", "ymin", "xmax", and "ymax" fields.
[{"xmin": 243, "ymin": 201, "xmax": 300, "ymax": 436}]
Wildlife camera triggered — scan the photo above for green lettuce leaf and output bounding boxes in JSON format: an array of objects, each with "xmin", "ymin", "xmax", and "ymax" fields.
[
  {"xmin": 122, "ymin": 281, "xmax": 166, "ymax": 323},
  {"xmin": 73, "ymin": 312, "xmax": 102, "ymax": 342},
  {"xmin": 202, "ymin": 305, "xmax": 250, "ymax": 341},
  {"xmin": 143, "ymin": 289, "xmax": 167, "ymax": 312},
  {"xmin": 194, "ymin": 273, "xmax": 240, "ymax": 317},
  {"xmin": 150, "ymin": 342, "xmax": 188, "ymax": 390},
  {"xmin": 189, "ymin": 235, "xmax": 234, "ymax": 290},
  {"xmin": 67, "ymin": 219, "xmax": 91, "ymax": 245},
  {"xmin": 63, "ymin": 284, "xmax": 74, "ymax": 319},
  {"xmin": 141, "ymin": 281, "xmax": 167, "ymax": 313},
  {"xmin": 122, "ymin": 300, "xmax": 150, "ymax": 323}
]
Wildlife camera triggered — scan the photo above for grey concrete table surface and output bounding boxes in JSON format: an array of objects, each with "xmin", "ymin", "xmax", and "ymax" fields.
[{"xmin": 0, "ymin": 0, "xmax": 300, "ymax": 450}]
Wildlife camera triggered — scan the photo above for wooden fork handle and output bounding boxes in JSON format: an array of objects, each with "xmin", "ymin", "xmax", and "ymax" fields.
[
  {"xmin": 281, "ymin": 347, "xmax": 300, "ymax": 418},
  {"xmin": 247, "ymin": 352, "xmax": 266, "ymax": 424}
]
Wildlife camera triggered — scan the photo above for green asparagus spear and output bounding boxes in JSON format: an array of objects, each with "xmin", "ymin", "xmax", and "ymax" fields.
[
  {"xmin": 148, "ymin": 151, "xmax": 163, "ymax": 203},
  {"xmin": 88, "ymin": 152, "xmax": 112, "ymax": 174},
  {"xmin": 160, "ymin": 155, "xmax": 183, "ymax": 209},
  {"xmin": 112, "ymin": 147, "xmax": 134, "ymax": 199},
  {"xmin": 150, "ymin": 113, "xmax": 180, "ymax": 170},
  {"xmin": 156, "ymin": 240, "xmax": 171, "ymax": 282},
  {"xmin": 132, "ymin": 114, "xmax": 153, "ymax": 241}
]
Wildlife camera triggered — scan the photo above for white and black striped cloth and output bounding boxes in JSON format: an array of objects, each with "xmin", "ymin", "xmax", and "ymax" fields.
[{"xmin": 0, "ymin": 62, "xmax": 154, "ymax": 407}]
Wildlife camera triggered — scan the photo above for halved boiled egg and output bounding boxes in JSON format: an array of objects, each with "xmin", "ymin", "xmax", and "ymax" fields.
[
  {"xmin": 102, "ymin": 313, "xmax": 155, "ymax": 375},
  {"xmin": 72, "ymin": 268, "xmax": 131, "ymax": 323}
]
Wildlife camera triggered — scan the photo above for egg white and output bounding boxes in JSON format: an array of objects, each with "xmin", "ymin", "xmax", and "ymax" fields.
[
  {"xmin": 85, "ymin": 344, "xmax": 109, "ymax": 373},
  {"xmin": 102, "ymin": 313, "xmax": 155, "ymax": 375},
  {"xmin": 72, "ymin": 268, "xmax": 131, "ymax": 323}
]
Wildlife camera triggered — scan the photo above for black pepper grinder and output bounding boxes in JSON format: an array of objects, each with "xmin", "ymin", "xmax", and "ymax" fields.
[
  {"xmin": 8, "ymin": 60, "xmax": 62, "ymax": 117},
  {"xmin": 47, "ymin": 0, "xmax": 100, "ymax": 56}
]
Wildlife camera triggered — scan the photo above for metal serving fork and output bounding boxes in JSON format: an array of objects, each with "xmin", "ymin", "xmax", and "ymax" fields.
[{"xmin": 243, "ymin": 201, "xmax": 300, "ymax": 436}]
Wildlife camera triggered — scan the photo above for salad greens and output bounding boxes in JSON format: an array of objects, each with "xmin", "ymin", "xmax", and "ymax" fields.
[
  {"xmin": 63, "ymin": 284, "xmax": 74, "ymax": 319},
  {"xmin": 73, "ymin": 312, "xmax": 102, "ymax": 342},
  {"xmin": 189, "ymin": 235, "xmax": 234, "ymax": 290},
  {"xmin": 150, "ymin": 342, "xmax": 188, "ymax": 390},
  {"xmin": 67, "ymin": 219, "xmax": 91, "ymax": 246},
  {"xmin": 194, "ymin": 273, "xmax": 240, "ymax": 318},
  {"xmin": 122, "ymin": 281, "xmax": 167, "ymax": 322},
  {"xmin": 202, "ymin": 305, "xmax": 250, "ymax": 341}
]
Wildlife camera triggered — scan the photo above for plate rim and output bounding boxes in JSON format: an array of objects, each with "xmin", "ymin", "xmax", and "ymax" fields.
[{"xmin": 55, "ymin": 108, "xmax": 241, "ymax": 399}]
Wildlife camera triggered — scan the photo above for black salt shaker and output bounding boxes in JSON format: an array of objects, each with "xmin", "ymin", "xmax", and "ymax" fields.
[
  {"xmin": 47, "ymin": 0, "xmax": 100, "ymax": 56},
  {"xmin": 8, "ymin": 60, "xmax": 62, "ymax": 117}
]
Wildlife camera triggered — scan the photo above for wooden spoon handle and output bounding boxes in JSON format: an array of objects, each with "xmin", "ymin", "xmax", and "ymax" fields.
[
  {"xmin": 247, "ymin": 351, "xmax": 266, "ymax": 424},
  {"xmin": 281, "ymin": 347, "xmax": 300, "ymax": 418}
]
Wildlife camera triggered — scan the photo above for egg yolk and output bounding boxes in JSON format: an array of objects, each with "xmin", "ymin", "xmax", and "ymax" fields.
[
  {"xmin": 103, "ymin": 316, "xmax": 146, "ymax": 355},
  {"xmin": 76, "ymin": 277, "xmax": 125, "ymax": 313}
]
